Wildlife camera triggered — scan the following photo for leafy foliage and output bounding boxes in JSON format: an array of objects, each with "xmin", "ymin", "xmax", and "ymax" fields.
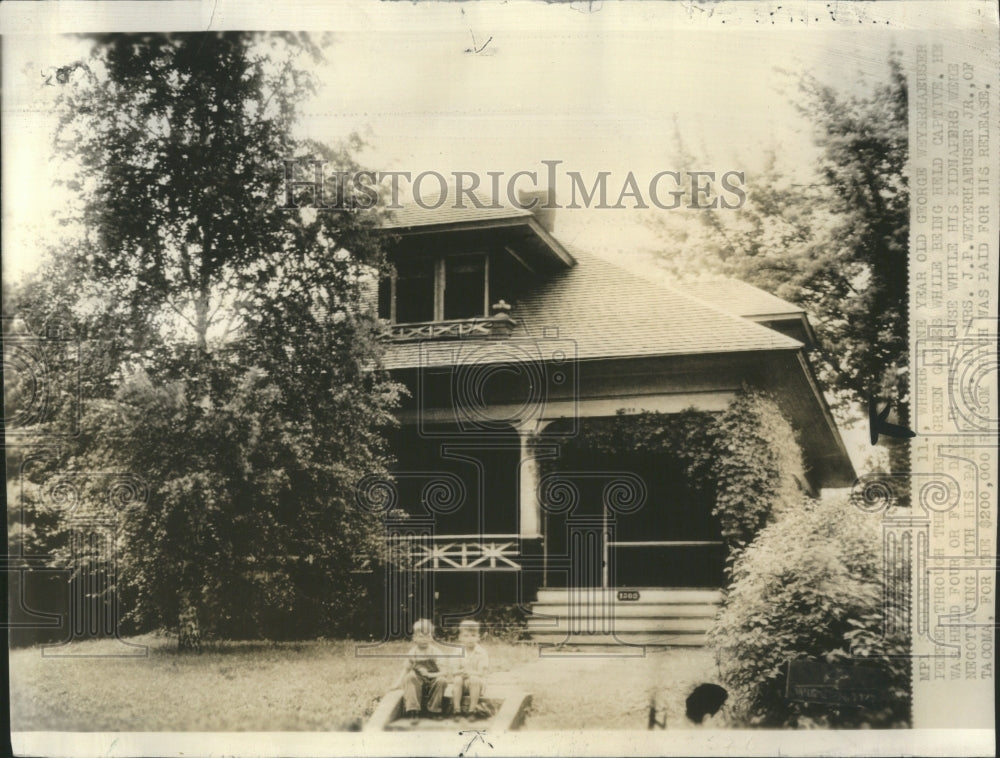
[
  {"xmin": 651, "ymin": 54, "xmax": 909, "ymax": 453},
  {"xmin": 8, "ymin": 32, "xmax": 403, "ymax": 646},
  {"xmin": 708, "ymin": 494, "xmax": 911, "ymax": 728},
  {"xmin": 711, "ymin": 390, "xmax": 806, "ymax": 555},
  {"xmin": 547, "ymin": 408, "xmax": 717, "ymax": 482},
  {"xmin": 51, "ymin": 32, "xmax": 387, "ymax": 357},
  {"xmin": 61, "ymin": 366, "xmax": 393, "ymax": 640}
]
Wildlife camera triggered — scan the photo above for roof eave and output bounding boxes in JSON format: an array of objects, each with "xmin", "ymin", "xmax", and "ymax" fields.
[
  {"xmin": 745, "ymin": 311, "xmax": 807, "ymax": 321},
  {"xmin": 794, "ymin": 349, "xmax": 857, "ymax": 488},
  {"xmin": 386, "ymin": 216, "xmax": 576, "ymax": 269},
  {"xmin": 384, "ymin": 216, "xmax": 528, "ymax": 234},
  {"xmin": 524, "ymin": 217, "xmax": 576, "ymax": 268},
  {"xmin": 380, "ymin": 343, "xmax": 804, "ymax": 372}
]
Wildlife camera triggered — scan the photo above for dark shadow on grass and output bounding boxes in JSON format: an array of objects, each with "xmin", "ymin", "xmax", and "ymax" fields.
[{"xmin": 153, "ymin": 638, "xmax": 313, "ymax": 656}]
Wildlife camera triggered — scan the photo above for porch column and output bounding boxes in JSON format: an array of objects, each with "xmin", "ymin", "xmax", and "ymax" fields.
[{"xmin": 517, "ymin": 426, "xmax": 544, "ymax": 539}]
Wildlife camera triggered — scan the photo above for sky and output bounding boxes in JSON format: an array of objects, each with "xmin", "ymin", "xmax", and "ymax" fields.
[
  {"xmin": 1, "ymin": 1, "xmax": 909, "ymax": 283},
  {"xmin": 0, "ymin": 1, "xmax": 960, "ymax": 473}
]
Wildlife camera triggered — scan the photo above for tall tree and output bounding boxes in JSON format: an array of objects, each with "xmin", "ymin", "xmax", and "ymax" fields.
[
  {"xmin": 11, "ymin": 32, "xmax": 401, "ymax": 647},
  {"xmin": 652, "ymin": 55, "xmax": 908, "ymax": 474}
]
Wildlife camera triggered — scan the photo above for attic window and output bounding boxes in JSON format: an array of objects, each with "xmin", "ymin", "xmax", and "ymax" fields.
[{"xmin": 379, "ymin": 254, "xmax": 489, "ymax": 323}]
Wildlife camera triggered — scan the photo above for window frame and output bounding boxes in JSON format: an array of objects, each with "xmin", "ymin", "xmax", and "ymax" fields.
[{"xmin": 381, "ymin": 252, "xmax": 490, "ymax": 324}]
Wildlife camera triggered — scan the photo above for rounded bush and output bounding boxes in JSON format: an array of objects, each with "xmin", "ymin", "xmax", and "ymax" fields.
[{"xmin": 708, "ymin": 495, "xmax": 911, "ymax": 728}]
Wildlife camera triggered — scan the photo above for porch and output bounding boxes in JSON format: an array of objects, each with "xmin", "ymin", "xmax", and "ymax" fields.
[
  {"xmin": 380, "ymin": 410, "xmax": 729, "ymax": 644},
  {"xmin": 383, "ymin": 531, "xmax": 724, "ymax": 646},
  {"xmin": 385, "ymin": 419, "xmax": 726, "ymax": 565}
]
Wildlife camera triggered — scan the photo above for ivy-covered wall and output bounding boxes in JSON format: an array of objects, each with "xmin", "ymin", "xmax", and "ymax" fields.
[{"xmin": 710, "ymin": 389, "xmax": 808, "ymax": 557}]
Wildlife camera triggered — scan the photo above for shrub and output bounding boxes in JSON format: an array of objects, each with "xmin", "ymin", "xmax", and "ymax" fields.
[
  {"xmin": 434, "ymin": 604, "xmax": 530, "ymax": 644},
  {"xmin": 708, "ymin": 494, "xmax": 910, "ymax": 728}
]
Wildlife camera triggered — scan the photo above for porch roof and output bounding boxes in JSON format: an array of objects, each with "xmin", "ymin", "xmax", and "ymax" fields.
[
  {"xmin": 381, "ymin": 247, "xmax": 802, "ymax": 370},
  {"xmin": 680, "ymin": 278, "xmax": 818, "ymax": 347}
]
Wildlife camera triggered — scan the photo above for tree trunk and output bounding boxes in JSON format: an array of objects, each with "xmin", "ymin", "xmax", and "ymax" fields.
[
  {"xmin": 184, "ymin": 282, "xmax": 209, "ymax": 651},
  {"xmin": 194, "ymin": 288, "xmax": 210, "ymax": 354},
  {"xmin": 177, "ymin": 590, "xmax": 202, "ymax": 652}
]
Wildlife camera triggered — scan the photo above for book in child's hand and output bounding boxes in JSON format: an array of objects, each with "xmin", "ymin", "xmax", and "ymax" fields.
[{"xmin": 414, "ymin": 659, "xmax": 439, "ymax": 677}]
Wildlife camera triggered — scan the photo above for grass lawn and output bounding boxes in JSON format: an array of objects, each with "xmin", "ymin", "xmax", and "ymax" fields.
[{"xmin": 10, "ymin": 635, "xmax": 719, "ymax": 731}]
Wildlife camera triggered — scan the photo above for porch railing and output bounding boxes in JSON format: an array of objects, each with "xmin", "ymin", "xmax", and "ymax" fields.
[
  {"xmin": 379, "ymin": 535, "xmax": 724, "ymax": 577},
  {"xmin": 391, "ymin": 534, "xmax": 522, "ymax": 571},
  {"xmin": 386, "ymin": 312, "xmax": 516, "ymax": 342}
]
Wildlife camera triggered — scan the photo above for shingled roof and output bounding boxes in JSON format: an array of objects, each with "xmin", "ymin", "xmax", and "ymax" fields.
[
  {"xmin": 381, "ymin": 247, "xmax": 802, "ymax": 370},
  {"xmin": 681, "ymin": 279, "xmax": 805, "ymax": 319}
]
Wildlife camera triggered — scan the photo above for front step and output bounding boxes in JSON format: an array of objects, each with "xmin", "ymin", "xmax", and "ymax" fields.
[
  {"xmin": 534, "ymin": 588, "xmax": 723, "ymax": 604},
  {"xmin": 530, "ymin": 603, "xmax": 718, "ymax": 619},
  {"xmin": 528, "ymin": 616, "xmax": 713, "ymax": 633},
  {"xmin": 527, "ymin": 587, "xmax": 723, "ymax": 646},
  {"xmin": 530, "ymin": 631, "xmax": 709, "ymax": 647}
]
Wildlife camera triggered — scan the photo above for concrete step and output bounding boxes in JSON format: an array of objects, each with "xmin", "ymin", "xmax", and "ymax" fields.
[
  {"xmin": 385, "ymin": 714, "xmax": 488, "ymax": 731},
  {"xmin": 529, "ymin": 602, "xmax": 720, "ymax": 619},
  {"xmin": 527, "ymin": 587, "xmax": 722, "ymax": 647},
  {"xmin": 527, "ymin": 616, "xmax": 714, "ymax": 633},
  {"xmin": 529, "ymin": 631, "xmax": 709, "ymax": 647},
  {"xmin": 366, "ymin": 687, "xmax": 531, "ymax": 732},
  {"xmin": 533, "ymin": 587, "xmax": 723, "ymax": 605}
]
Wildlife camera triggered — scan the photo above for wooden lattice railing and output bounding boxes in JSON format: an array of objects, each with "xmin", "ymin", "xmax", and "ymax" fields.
[
  {"xmin": 389, "ymin": 534, "xmax": 522, "ymax": 571},
  {"xmin": 385, "ymin": 312, "xmax": 516, "ymax": 342}
]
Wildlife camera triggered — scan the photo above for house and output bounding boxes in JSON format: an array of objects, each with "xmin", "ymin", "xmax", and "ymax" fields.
[{"xmin": 371, "ymin": 194, "xmax": 855, "ymax": 646}]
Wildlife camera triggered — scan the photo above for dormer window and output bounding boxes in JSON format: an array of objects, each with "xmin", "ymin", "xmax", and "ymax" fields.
[
  {"xmin": 396, "ymin": 258, "xmax": 435, "ymax": 323},
  {"xmin": 379, "ymin": 253, "xmax": 489, "ymax": 323},
  {"xmin": 444, "ymin": 255, "xmax": 487, "ymax": 319}
]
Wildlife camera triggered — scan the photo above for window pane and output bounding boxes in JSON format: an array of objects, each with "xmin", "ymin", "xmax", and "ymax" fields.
[
  {"xmin": 444, "ymin": 255, "xmax": 486, "ymax": 320},
  {"xmin": 395, "ymin": 258, "xmax": 435, "ymax": 323},
  {"xmin": 377, "ymin": 277, "xmax": 392, "ymax": 320}
]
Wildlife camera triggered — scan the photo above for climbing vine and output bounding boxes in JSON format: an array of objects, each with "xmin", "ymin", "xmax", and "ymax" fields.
[{"xmin": 710, "ymin": 389, "xmax": 807, "ymax": 556}]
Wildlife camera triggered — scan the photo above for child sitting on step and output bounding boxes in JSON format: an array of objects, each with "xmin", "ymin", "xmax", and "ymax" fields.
[
  {"xmin": 445, "ymin": 619, "xmax": 491, "ymax": 719},
  {"xmin": 393, "ymin": 618, "xmax": 448, "ymax": 723}
]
